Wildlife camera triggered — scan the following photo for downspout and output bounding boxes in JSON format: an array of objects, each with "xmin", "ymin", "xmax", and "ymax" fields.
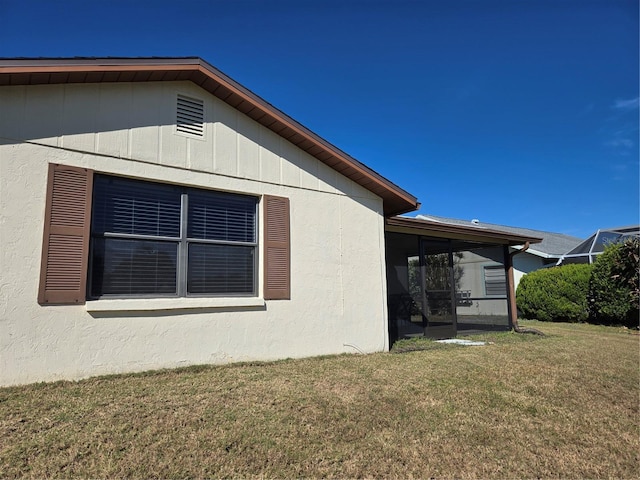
[{"xmin": 508, "ymin": 242, "xmax": 545, "ymax": 335}]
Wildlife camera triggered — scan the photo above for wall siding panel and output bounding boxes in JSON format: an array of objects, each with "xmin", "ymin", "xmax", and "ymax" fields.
[
  {"xmin": 26, "ymin": 85, "xmax": 63, "ymax": 146},
  {"xmin": 0, "ymin": 85, "xmax": 25, "ymax": 143},
  {"xmin": 61, "ymin": 84, "xmax": 98, "ymax": 153},
  {"xmin": 130, "ymin": 83, "xmax": 161, "ymax": 163},
  {"xmin": 298, "ymin": 151, "xmax": 320, "ymax": 191},
  {"xmin": 96, "ymin": 84, "xmax": 130, "ymax": 158},
  {"xmin": 281, "ymin": 140, "xmax": 301, "ymax": 187},
  {"xmin": 259, "ymin": 128, "xmax": 282, "ymax": 185},
  {"xmin": 213, "ymin": 101, "xmax": 238, "ymax": 175},
  {"xmin": 237, "ymin": 114, "xmax": 260, "ymax": 180}
]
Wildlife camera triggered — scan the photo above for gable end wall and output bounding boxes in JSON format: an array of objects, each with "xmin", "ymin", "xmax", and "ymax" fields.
[{"xmin": 0, "ymin": 81, "xmax": 389, "ymax": 386}]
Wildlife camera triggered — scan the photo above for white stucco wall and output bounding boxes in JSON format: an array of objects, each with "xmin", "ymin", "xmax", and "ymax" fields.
[
  {"xmin": 0, "ymin": 81, "xmax": 389, "ymax": 386},
  {"xmin": 454, "ymin": 247, "xmax": 509, "ymax": 317},
  {"xmin": 512, "ymin": 252, "xmax": 545, "ymax": 291}
]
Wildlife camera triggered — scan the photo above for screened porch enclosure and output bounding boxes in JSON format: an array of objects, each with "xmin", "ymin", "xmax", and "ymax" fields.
[{"xmin": 385, "ymin": 232, "xmax": 512, "ymax": 342}]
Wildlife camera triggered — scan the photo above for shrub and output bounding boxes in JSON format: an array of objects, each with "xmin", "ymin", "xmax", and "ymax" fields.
[
  {"xmin": 516, "ymin": 264, "xmax": 593, "ymax": 322},
  {"xmin": 588, "ymin": 237, "xmax": 639, "ymax": 328}
]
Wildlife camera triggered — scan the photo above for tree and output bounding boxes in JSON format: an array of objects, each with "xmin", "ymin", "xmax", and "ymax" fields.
[
  {"xmin": 516, "ymin": 264, "xmax": 592, "ymax": 323},
  {"xmin": 588, "ymin": 237, "xmax": 640, "ymax": 328}
]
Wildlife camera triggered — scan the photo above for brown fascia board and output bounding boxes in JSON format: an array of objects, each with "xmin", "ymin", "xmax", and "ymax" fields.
[
  {"xmin": 386, "ymin": 216, "xmax": 543, "ymax": 246},
  {"xmin": 0, "ymin": 57, "xmax": 419, "ymax": 216}
]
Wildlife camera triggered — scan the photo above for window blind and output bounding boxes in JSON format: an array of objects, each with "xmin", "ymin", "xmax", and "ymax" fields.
[
  {"xmin": 187, "ymin": 190, "xmax": 255, "ymax": 243},
  {"xmin": 90, "ymin": 174, "xmax": 258, "ymax": 298},
  {"xmin": 92, "ymin": 176, "xmax": 182, "ymax": 238}
]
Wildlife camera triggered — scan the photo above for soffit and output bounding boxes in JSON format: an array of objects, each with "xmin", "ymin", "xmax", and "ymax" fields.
[{"xmin": 0, "ymin": 57, "xmax": 419, "ymax": 216}]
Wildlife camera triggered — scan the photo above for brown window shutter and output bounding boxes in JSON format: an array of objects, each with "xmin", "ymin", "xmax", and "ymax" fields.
[
  {"xmin": 38, "ymin": 164, "xmax": 94, "ymax": 305},
  {"xmin": 263, "ymin": 195, "xmax": 290, "ymax": 300}
]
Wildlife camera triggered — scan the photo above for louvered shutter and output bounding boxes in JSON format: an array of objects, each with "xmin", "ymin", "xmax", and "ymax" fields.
[
  {"xmin": 38, "ymin": 164, "xmax": 93, "ymax": 304},
  {"xmin": 484, "ymin": 265, "xmax": 507, "ymax": 296},
  {"xmin": 263, "ymin": 195, "xmax": 290, "ymax": 300}
]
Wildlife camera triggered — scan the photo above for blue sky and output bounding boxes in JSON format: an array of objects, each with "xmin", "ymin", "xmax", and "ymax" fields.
[{"xmin": 1, "ymin": 0, "xmax": 638, "ymax": 238}]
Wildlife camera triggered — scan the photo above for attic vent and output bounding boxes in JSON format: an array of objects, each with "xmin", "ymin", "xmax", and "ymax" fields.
[{"xmin": 176, "ymin": 95, "xmax": 204, "ymax": 137}]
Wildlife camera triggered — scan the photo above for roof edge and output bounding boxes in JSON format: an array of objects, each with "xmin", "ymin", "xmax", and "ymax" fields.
[{"xmin": 387, "ymin": 216, "xmax": 543, "ymax": 245}]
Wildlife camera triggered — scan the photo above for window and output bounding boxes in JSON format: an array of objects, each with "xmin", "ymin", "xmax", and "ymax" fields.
[
  {"xmin": 38, "ymin": 164, "xmax": 290, "ymax": 305},
  {"xmin": 89, "ymin": 174, "xmax": 257, "ymax": 298},
  {"xmin": 483, "ymin": 265, "xmax": 506, "ymax": 297}
]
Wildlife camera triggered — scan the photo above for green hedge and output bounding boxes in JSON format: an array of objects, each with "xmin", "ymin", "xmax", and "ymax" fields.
[
  {"xmin": 516, "ymin": 264, "xmax": 593, "ymax": 322},
  {"xmin": 588, "ymin": 238, "xmax": 639, "ymax": 328}
]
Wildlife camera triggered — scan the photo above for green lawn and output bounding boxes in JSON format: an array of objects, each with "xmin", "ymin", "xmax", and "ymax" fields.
[{"xmin": 1, "ymin": 321, "xmax": 638, "ymax": 479}]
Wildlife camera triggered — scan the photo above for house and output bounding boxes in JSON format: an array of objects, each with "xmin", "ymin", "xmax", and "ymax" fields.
[
  {"xmin": 0, "ymin": 58, "xmax": 541, "ymax": 386},
  {"xmin": 415, "ymin": 214, "xmax": 582, "ymax": 288},
  {"xmin": 557, "ymin": 225, "xmax": 639, "ymax": 265}
]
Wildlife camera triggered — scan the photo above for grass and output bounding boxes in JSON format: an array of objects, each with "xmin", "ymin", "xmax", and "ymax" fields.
[{"xmin": 1, "ymin": 320, "xmax": 638, "ymax": 479}]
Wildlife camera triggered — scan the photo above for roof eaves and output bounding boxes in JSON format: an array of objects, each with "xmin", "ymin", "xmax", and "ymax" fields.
[
  {"xmin": 415, "ymin": 213, "xmax": 583, "ymax": 254},
  {"xmin": 511, "ymin": 247, "xmax": 561, "ymax": 259},
  {"xmin": 386, "ymin": 216, "xmax": 543, "ymax": 245},
  {"xmin": 193, "ymin": 60, "xmax": 419, "ymax": 213}
]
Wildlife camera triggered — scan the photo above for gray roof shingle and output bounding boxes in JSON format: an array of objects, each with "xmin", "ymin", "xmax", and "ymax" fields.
[{"xmin": 415, "ymin": 214, "xmax": 583, "ymax": 258}]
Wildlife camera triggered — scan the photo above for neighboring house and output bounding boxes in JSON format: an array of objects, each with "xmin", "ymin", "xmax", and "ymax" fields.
[
  {"xmin": 0, "ymin": 58, "xmax": 541, "ymax": 386},
  {"xmin": 416, "ymin": 215, "xmax": 582, "ymax": 289},
  {"xmin": 557, "ymin": 225, "xmax": 639, "ymax": 265}
]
